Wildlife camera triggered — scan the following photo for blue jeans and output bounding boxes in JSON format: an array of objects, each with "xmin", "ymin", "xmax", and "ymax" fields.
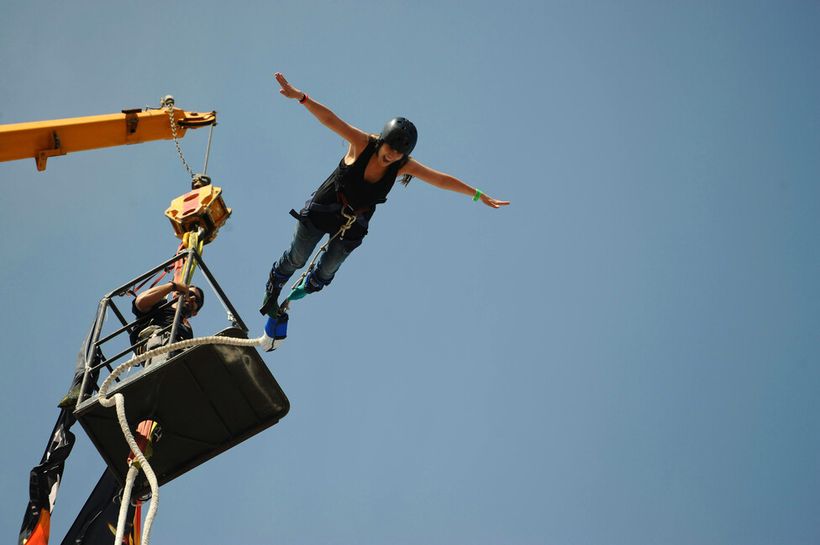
[{"xmin": 274, "ymin": 220, "xmax": 352, "ymax": 288}]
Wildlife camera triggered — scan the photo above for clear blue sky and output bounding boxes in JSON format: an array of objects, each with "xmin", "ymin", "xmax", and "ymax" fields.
[{"xmin": 2, "ymin": 1, "xmax": 819, "ymax": 544}]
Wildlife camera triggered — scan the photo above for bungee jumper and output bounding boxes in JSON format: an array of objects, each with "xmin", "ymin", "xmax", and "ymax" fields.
[{"xmin": 260, "ymin": 72, "xmax": 510, "ymax": 323}]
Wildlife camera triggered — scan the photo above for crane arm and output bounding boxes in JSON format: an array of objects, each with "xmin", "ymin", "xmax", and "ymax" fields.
[{"xmin": 0, "ymin": 106, "xmax": 216, "ymax": 171}]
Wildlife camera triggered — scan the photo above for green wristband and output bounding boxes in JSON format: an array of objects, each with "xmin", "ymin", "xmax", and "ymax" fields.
[{"xmin": 473, "ymin": 189, "xmax": 483, "ymax": 202}]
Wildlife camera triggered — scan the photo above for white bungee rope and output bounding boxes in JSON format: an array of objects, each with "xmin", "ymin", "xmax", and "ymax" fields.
[{"xmin": 97, "ymin": 332, "xmax": 269, "ymax": 545}]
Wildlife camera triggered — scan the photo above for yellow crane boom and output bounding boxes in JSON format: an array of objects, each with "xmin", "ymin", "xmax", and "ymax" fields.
[{"xmin": 0, "ymin": 105, "xmax": 216, "ymax": 171}]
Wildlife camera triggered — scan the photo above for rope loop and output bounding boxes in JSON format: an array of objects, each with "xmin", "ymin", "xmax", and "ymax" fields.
[{"xmin": 98, "ymin": 333, "xmax": 267, "ymax": 545}]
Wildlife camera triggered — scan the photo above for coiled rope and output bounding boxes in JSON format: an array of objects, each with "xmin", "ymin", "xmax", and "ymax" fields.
[{"xmin": 97, "ymin": 333, "xmax": 267, "ymax": 545}]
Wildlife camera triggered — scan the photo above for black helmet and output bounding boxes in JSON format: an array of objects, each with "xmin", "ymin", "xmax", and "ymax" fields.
[{"xmin": 379, "ymin": 117, "xmax": 417, "ymax": 156}]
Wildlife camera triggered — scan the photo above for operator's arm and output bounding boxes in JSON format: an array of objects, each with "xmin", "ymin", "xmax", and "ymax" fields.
[
  {"xmin": 401, "ymin": 158, "xmax": 510, "ymax": 209},
  {"xmin": 274, "ymin": 72, "xmax": 369, "ymax": 151},
  {"xmin": 134, "ymin": 282, "xmax": 189, "ymax": 312}
]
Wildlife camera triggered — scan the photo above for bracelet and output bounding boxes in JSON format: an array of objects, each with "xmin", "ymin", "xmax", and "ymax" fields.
[
  {"xmin": 299, "ymin": 93, "xmax": 308, "ymax": 104},
  {"xmin": 472, "ymin": 189, "xmax": 483, "ymax": 202}
]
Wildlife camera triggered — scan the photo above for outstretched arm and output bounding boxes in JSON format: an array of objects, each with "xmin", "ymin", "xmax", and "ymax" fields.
[
  {"xmin": 400, "ymin": 159, "xmax": 510, "ymax": 209},
  {"xmin": 274, "ymin": 72, "xmax": 369, "ymax": 150}
]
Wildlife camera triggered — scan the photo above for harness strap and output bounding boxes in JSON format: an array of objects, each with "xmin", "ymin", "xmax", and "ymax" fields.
[
  {"xmin": 337, "ymin": 190, "xmax": 382, "ymax": 216},
  {"xmin": 290, "ymin": 191, "xmax": 377, "ymax": 232}
]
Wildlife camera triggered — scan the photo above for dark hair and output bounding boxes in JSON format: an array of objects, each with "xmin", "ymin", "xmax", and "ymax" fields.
[{"xmin": 398, "ymin": 157, "xmax": 413, "ymax": 187}]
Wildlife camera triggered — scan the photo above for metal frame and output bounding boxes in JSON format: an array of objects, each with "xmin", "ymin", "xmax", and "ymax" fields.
[{"xmin": 76, "ymin": 249, "xmax": 248, "ymax": 409}]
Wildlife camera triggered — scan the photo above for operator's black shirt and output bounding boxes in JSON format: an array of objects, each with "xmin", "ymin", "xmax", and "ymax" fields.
[{"xmin": 129, "ymin": 299, "xmax": 193, "ymax": 347}]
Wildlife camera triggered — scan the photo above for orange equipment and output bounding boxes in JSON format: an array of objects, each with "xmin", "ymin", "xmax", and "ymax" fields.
[{"xmin": 165, "ymin": 184, "xmax": 232, "ymax": 245}]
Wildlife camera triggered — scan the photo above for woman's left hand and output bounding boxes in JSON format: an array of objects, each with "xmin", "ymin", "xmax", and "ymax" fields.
[{"xmin": 480, "ymin": 193, "xmax": 510, "ymax": 209}]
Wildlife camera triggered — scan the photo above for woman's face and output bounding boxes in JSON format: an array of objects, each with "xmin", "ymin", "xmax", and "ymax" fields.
[{"xmin": 378, "ymin": 143, "xmax": 404, "ymax": 165}]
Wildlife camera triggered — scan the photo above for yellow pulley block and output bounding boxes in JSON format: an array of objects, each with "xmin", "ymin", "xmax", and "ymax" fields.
[{"xmin": 165, "ymin": 184, "xmax": 231, "ymax": 244}]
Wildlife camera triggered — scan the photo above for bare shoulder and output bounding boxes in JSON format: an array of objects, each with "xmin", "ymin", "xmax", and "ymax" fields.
[
  {"xmin": 398, "ymin": 156, "xmax": 420, "ymax": 176},
  {"xmin": 333, "ymin": 121, "xmax": 369, "ymax": 150},
  {"xmin": 400, "ymin": 157, "xmax": 443, "ymax": 179},
  {"xmin": 345, "ymin": 133, "xmax": 378, "ymax": 164},
  {"xmin": 350, "ymin": 131, "xmax": 374, "ymax": 153}
]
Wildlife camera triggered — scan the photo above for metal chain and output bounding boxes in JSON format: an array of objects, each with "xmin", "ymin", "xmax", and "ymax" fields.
[{"xmin": 162, "ymin": 96, "xmax": 195, "ymax": 180}]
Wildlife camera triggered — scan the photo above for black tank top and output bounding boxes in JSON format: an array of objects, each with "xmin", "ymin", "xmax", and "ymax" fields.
[{"xmin": 314, "ymin": 137, "xmax": 401, "ymax": 210}]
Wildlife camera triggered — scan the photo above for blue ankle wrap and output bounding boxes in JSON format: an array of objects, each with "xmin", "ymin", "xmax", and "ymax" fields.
[{"xmin": 264, "ymin": 314, "xmax": 289, "ymax": 339}]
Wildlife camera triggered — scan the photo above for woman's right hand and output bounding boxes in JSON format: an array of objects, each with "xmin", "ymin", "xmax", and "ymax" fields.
[
  {"xmin": 272, "ymin": 72, "xmax": 368, "ymax": 148},
  {"xmin": 274, "ymin": 72, "xmax": 303, "ymax": 100}
]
